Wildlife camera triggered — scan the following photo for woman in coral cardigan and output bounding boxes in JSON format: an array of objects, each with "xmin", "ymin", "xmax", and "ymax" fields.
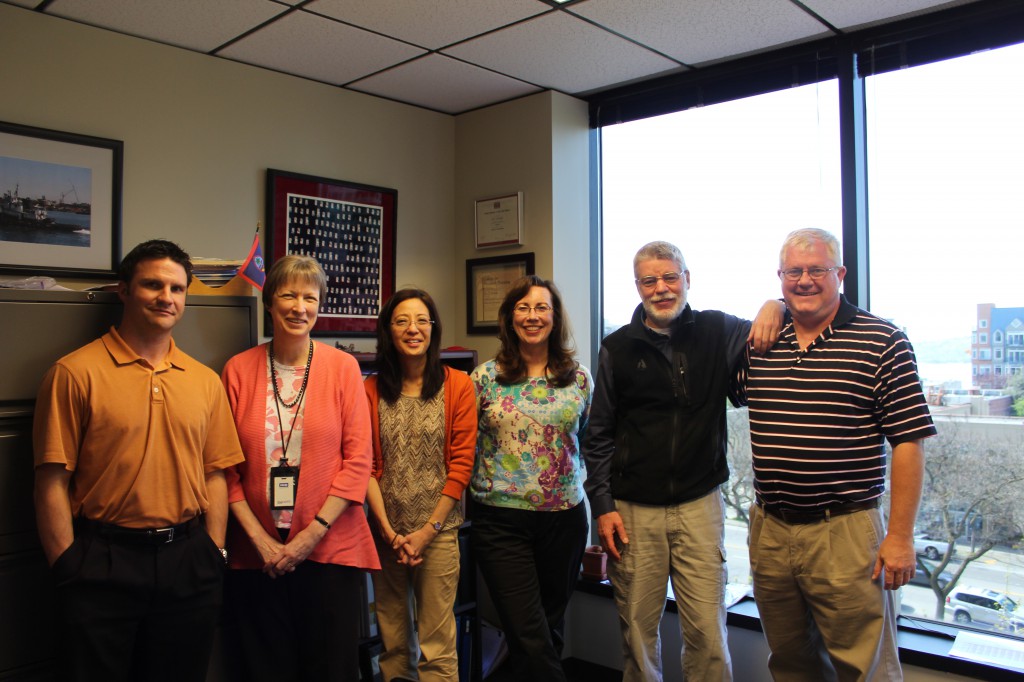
[
  {"xmin": 364, "ymin": 289, "xmax": 476, "ymax": 682},
  {"xmin": 220, "ymin": 255, "xmax": 379, "ymax": 681}
]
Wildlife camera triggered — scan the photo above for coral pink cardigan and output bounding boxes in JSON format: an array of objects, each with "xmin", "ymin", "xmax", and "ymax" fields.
[
  {"xmin": 364, "ymin": 367, "xmax": 477, "ymax": 501},
  {"xmin": 221, "ymin": 342, "xmax": 379, "ymax": 571}
]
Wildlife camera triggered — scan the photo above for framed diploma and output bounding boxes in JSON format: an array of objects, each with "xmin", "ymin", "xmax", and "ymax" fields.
[
  {"xmin": 466, "ymin": 252, "xmax": 535, "ymax": 335},
  {"xmin": 474, "ymin": 192, "xmax": 523, "ymax": 249}
]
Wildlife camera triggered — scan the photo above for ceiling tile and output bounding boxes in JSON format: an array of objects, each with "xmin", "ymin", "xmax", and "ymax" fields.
[
  {"xmin": 307, "ymin": 0, "xmax": 550, "ymax": 50},
  {"xmin": 571, "ymin": 0, "xmax": 831, "ymax": 66},
  {"xmin": 349, "ymin": 54, "xmax": 543, "ymax": 114},
  {"xmin": 443, "ymin": 11, "xmax": 682, "ymax": 95},
  {"xmin": 44, "ymin": 0, "xmax": 287, "ymax": 52},
  {"xmin": 11, "ymin": 0, "xmax": 989, "ymax": 116},
  {"xmin": 218, "ymin": 9, "xmax": 426, "ymax": 86},
  {"xmin": 803, "ymin": 0, "xmax": 980, "ymax": 31}
]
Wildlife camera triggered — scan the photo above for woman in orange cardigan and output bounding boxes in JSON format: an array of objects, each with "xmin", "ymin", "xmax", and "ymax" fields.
[
  {"xmin": 364, "ymin": 289, "xmax": 476, "ymax": 682},
  {"xmin": 221, "ymin": 255, "xmax": 379, "ymax": 681}
]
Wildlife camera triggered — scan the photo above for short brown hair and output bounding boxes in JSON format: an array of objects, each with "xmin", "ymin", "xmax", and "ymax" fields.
[{"xmin": 118, "ymin": 239, "xmax": 193, "ymax": 286}]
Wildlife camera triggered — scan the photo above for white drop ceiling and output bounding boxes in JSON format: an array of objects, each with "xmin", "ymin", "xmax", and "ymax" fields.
[{"xmin": 4, "ymin": 0, "xmax": 980, "ymax": 115}]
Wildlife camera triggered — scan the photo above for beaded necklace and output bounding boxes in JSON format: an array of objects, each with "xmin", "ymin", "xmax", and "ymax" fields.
[
  {"xmin": 269, "ymin": 339, "xmax": 313, "ymax": 408},
  {"xmin": 268, "ymin": 339, "xmax": 313, "ymax": 465}
]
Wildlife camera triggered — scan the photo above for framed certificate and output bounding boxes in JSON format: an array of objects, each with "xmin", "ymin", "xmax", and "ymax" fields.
[
  {"xmin": 474, "ymin": 192, "xmax": 523, "ymax": 249},
  {"xmin": 465, "ymin": 252, "xmax": 535, "ymax": 335}
]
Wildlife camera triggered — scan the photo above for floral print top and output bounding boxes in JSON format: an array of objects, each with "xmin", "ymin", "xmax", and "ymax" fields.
[{"xmin": 470, "ymin": 360, "xmax": 593, "ymax": 512}]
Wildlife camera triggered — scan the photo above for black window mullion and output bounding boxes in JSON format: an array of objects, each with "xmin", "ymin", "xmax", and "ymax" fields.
[{"xmin": 837, "ymin": 47, "xmax": 869, "ymax": 310}]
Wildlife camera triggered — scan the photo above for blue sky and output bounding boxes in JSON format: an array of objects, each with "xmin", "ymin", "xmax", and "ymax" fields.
[{"xmin": 0, "ymin": 156, "xmax": 92, "ymax": 203}]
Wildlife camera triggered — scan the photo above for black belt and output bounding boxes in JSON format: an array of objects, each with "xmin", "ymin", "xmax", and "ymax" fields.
[
  {"xmin": 758, "ymin": 499, "xmax": 878, "ymax": 525},
  {"xmin": 77, "ymin": 516, "xmax": 203, "ymax": 545}
]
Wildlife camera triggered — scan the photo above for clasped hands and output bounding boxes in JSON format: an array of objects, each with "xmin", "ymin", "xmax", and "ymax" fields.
[
  {"xmin": 388, "ymin": 525, "xmax": 437, "ymax": 567},
  {"xmin": 259, "ymin": 523, "xmax": 325, "ymax": 578}
]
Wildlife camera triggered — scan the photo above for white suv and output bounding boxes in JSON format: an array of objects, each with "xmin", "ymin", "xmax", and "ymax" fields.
[{"xmin": 946, "ymin": 587, "xmax": 1024, "ymax": 634}]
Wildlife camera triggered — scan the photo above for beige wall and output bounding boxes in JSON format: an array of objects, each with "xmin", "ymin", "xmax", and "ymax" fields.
[
  {"xmin": 551, "ymin": 93, "xmax": 593, "ymax": 370},
  {"xmin": 454, "ymin": 93, "xmax": 554, "ymax": 362},
  {"xmin": 453, "ymin": 91, "xmax": 592, "ymax": 367},
  {"xmin": 2, "ymin": 4, "xmax": 593, "ymax": 358},
  {"xmin": 0, "ymin": 4, "xmax": 456, "ymax": 347}
]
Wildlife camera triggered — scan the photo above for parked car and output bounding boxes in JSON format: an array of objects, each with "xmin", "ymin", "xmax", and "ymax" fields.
[
  {"xmin": 914, "ymin": 533, "xmax": 954, "ymax": 560},
  {"xmin": 946, "ymin": 587, "xmax": 1024, "ymax": 633},
  {"xmin": 909, "ymin": 557, "xmax": 952, "ymax": 589}
]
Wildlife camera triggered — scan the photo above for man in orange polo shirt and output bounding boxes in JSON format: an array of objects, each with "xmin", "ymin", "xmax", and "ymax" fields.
[{"xmin": 33, "ymin": 239, "xmax": 244, "ymax": 682}]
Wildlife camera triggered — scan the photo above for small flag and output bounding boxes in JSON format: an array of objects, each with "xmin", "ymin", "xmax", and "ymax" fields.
[{"xmin": 238, "ymin": 232, "xmax": 266, "ymax": 290}]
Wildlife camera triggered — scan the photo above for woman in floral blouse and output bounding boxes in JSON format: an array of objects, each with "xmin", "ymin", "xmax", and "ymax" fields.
[{"xmin": 470, "ymin": 275, "xmax": 592, "ymax": 682}]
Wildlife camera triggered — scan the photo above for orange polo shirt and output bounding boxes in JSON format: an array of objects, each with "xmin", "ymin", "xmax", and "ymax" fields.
[{"xmin": 33, "ymin": 327, "xmax": 244, "ymax": 528}]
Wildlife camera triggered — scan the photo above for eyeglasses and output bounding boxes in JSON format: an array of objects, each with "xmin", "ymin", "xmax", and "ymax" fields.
[
  {"xmin": 513, "ymin": 303, "xmax": 553, "ymax": 316},
  {"xmin": 779, "ymin": 266, "xmax": 840, "ymax": 281},
  {"xmin": 391, "ymin": 317, "xmax": 433, "ymax": 329},
  {"xmin": 635, "ymin": 272, "xmax": 683, "ymax": 289}
]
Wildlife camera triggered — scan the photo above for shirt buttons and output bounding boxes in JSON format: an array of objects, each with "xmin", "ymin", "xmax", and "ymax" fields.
[{"xmin": 154, "ymin": 386, "xmax": 160, "ymax": 393}]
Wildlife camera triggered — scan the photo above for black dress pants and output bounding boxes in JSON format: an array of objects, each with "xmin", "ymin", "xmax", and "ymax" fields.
[
  {"xmin": 222, "ymin": 561, "xmax": 364, "ymax": 682},
  {"xmin": 51, "ymin": 520, "xmax": 225, "ymax": 682},
  {"xmin": 472, "ymin": 502, "xmax": 588, "ymax": 682}
]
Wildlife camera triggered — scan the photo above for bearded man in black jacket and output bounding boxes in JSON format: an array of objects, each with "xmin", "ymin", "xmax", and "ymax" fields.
[{"xmin": 583, "ymin": 240, "xmax": 781, "ymax": 682}]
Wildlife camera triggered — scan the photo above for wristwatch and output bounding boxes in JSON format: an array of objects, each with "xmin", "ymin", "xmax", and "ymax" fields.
[{"xmin": 431, "ymin": 521, "xmax": 442, "ymax": 532}]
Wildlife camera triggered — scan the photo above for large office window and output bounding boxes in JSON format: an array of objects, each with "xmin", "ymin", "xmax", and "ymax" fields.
[
  {"xmin": 601, "ymin": 81, "xmax": 840, "ymax": 332},
  {"xmin": 600, "ymin": 79, "xmax": 840, "ymax": 594},
  {"xmin": 598, "ymin": 35, "xmax": 1024, "ymax": 644},
  {"xmin": 866, "ymin": 41, "xmax": 1024, "ymax": 634}
]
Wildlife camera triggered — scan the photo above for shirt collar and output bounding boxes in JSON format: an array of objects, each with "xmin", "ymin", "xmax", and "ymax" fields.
[
  {"xmin": 831, "ymin": 294, "xmax": 857, "ymax": 327},
  {"xmin": 102, "ymin": 326, "xmax": 184, "ymax": 371},
  {"xmin": 779, "ymin": 294, "xmax": 857, "ymax": 348}
]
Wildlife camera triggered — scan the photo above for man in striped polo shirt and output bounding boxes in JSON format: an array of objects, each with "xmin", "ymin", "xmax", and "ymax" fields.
[{"xmin": 741, "ymin": 228, "xmax": 936, "ymax": 681}]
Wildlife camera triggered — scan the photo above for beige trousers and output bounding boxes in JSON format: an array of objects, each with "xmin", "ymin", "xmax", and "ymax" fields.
[
  {"xmin": 749, "ymin": 504, "xmax": 902, "ymax": 682},
  {"xmin": 372, "ymin": 529, "xmax": 460, "ymax": 682},
  {"xmin": 608, "ymin": 491, "xmax": 733, "ymax": 682}
]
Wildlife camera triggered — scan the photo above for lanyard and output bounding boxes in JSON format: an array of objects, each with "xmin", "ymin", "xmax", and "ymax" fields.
[{"xmin": 268, "ymin": 340, "xmax": 313, "ymax": 465}]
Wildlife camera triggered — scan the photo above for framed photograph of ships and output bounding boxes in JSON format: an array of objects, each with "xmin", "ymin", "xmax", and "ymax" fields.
[
  {"xmin": 0, "ymin": 121, "xmax": 122, "ymax": 278},
  {"xmin": 265, "ymin": 168, "xmax": 397, "ymax": 337}
]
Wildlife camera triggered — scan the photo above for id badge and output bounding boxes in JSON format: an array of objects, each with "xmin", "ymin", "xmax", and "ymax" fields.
[{"xmin": 270, "ymin": 465, "xmax": 299, "ymax": 510}]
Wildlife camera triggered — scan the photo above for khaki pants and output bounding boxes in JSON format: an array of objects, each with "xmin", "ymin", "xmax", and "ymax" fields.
[
  {"xmin": 749, "ymin": 504, "xmax": 902, "ymax": 682},
  {"xmin": 608, "ymin": 491, "xmax": 733, "ymax": 682},
  {"xmin": 372, "ymin": 529, "xmax": 460, "ymax": 682}
]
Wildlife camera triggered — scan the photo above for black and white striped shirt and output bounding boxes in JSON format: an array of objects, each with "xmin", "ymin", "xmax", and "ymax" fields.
[{"xmin": 739, "ymin": 296, "xmax": 936, "ymax": 509}]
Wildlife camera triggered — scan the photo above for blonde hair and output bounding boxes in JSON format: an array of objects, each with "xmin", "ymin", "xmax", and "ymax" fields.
[
  {"xmin": 779, "ymin": 229, "xmax": 842, "ymax": 268},
  {"xmin": 262, "ymin": 254, "xmax": 328, "ymax": 307}
]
